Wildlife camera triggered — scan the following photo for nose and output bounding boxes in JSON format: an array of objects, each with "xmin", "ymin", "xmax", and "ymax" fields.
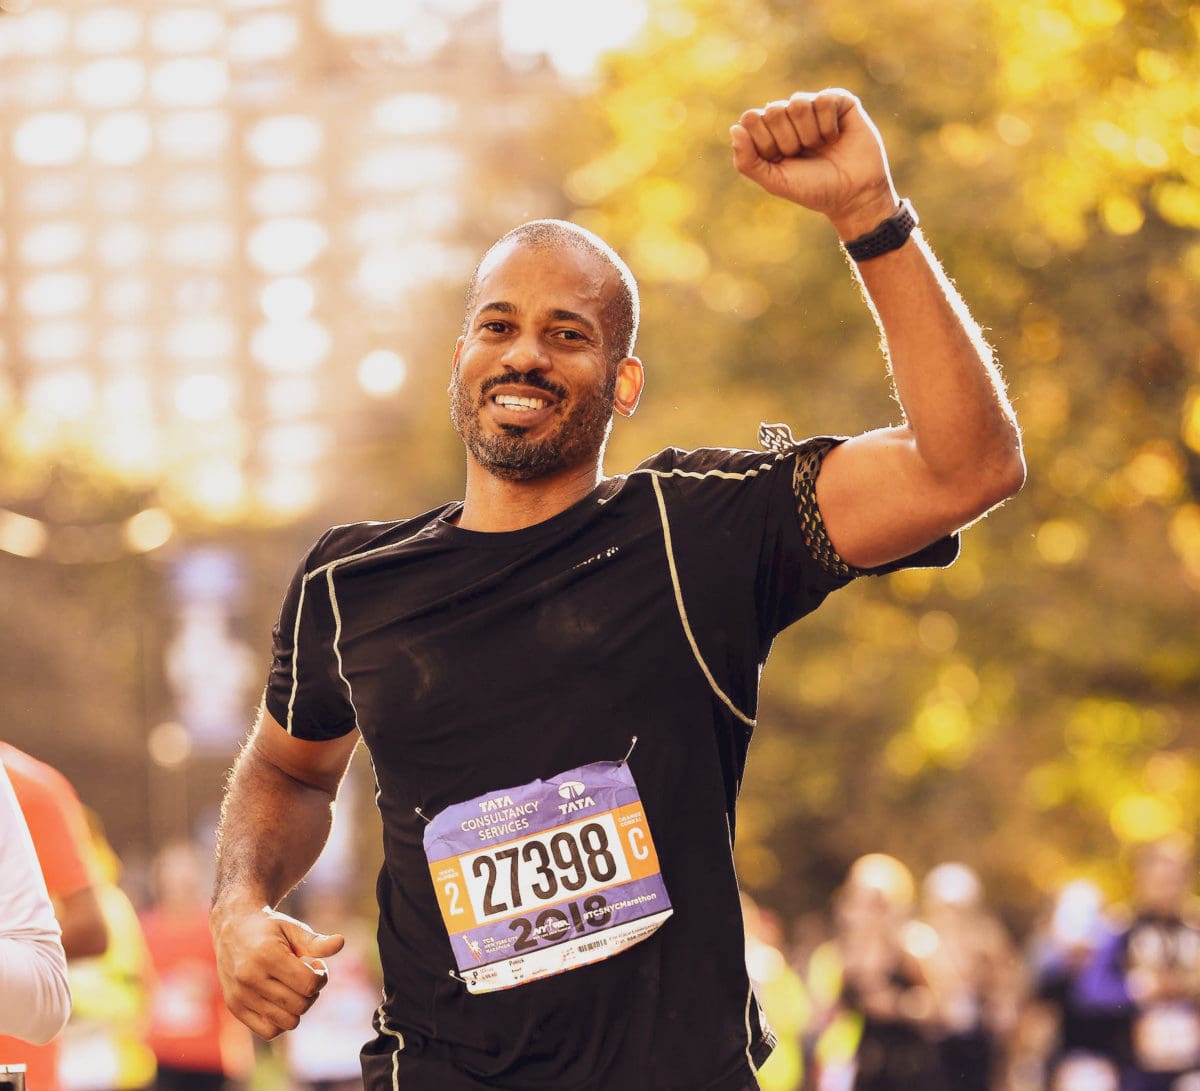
[{"xmin": 500, "ymin": 330, "xmax": 550, "ymax": 373}]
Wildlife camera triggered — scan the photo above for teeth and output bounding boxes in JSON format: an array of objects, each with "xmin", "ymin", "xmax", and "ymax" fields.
[{"xmin": 494, "ymin": 395, "xmax": 548, "ymax": 411}]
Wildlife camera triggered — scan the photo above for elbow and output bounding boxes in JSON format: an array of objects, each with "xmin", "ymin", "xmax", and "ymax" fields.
[
  {"xmin": 59, "ymin": 898, "xmax": 110, "ymax": 960},
  {"xmin": 32, "ymin": 980, "xmax": 72, "ymax": 1044},
  {"xmin": 57, "ymin": 884, "xmax": 111, "ymax": 960},
  {"xmin": 14, "ymin": 941, "xmax": 73, "ymax": 1044},
  {"xmin": 72, "ymin": 918, "xmax": 110, "ymax": 959},
  {"xmin": 989, "ymin": 444, "xmax": 1027, "ymax": 505},
  {"xmin": 947, "ymin": 441, "xmax": 1026, "ymax": 524},
  {"xmin": 973, "ymin": 428, "xmax": 1026, "ymax": 511}
]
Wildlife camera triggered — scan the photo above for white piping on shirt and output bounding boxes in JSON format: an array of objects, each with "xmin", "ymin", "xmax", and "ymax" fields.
[
  {"xmin": 649, "ymin": 474, "xmax": 757, "ymax": 729},
  {"xmin": 744, "ymin": 982, "xmax": 760, "ymax": 1076},
  {"xmin": 599, "ymin": 458, "xmax": 781, "ymax": 503},
  {"xmin": 373, "ymin": 999, "xmax": 406, "ymax": 1090},
  {"xmin": 286, "ymin": 576, "xmax": 307, "ymax": 734},
  {"xmin": 286, "ymin": 461, "xmax": 779, "ymax": 734},
  {"xmin": 326, "ymin": 568, "xmax": 361, "ymax": 733},
  {"xmin": 629, "ymin": 460, "xmax": 778, "ymax": 483},
  {"xmin": 285, "ymin": 525, "xmax": 432, "ymax": 735}
]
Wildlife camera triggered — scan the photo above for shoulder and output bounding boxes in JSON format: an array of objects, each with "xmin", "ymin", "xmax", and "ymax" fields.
[
  {"xmin": 631, "ymin": 444, "xmax": 786, "ymax": 483},
  {"xmin": 299, "ymin": 505, "xmax": 454, "ymax": 577},
  {"xmin": 630, "ymin": 423, "xmax": 848, "ymax": 484},
  {"xmin": 0, "ymin": 744, "xmax": 80, "ymax": 819}
]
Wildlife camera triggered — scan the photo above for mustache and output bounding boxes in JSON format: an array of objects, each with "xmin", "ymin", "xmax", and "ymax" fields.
[{"xmin": 479, "ymin": 370, "xmax": 568, "ymax": 402}]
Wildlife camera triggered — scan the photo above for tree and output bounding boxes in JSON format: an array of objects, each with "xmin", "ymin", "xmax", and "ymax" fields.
[{"xmin": 537, "ymin": 0, "xmax": 1200, "ymax": 924}]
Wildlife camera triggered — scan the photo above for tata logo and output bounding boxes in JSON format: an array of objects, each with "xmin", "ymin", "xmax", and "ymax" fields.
[{"xmin": 557, "ymin": 780, "xmax": 596, "ymax": 815}]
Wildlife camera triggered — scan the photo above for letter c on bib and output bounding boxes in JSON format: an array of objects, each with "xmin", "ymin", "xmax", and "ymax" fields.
[{"xmin": 627, "ymin": 827, "xmax": 649, "ymax": 861}]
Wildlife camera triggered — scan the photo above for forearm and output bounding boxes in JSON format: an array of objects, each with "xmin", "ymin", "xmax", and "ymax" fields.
[
  {"xmin": 56, "ymin": 887, "xmax": 109, "ymax": 959},
  {"xmin": 212, "ymin": 740, "xmax": 336, "ymax": 921},
  {"xmin": 848, "ymin": 225, "xmax": 1023, "ymax": 488},
  {"xmin": 732, "ymin": 90, "xmax": 1024, "ymax": 563}
]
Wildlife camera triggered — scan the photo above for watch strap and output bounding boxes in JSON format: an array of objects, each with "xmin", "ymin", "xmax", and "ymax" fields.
[{"xmin": 843, "ymin": 199, "xmax": 919, "ymax": 262}]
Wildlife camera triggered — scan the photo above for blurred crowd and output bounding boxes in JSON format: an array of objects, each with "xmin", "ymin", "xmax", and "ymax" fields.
[
  {"xmin": 0, "ymin": 741, "xmax": 380, "ymax": 1091},
  {"xmin": 745, "ymin": 837, "xmax": 1200, "ymax": 1091},
  {"xmin": 3, "ymin": 739, "xmax": 1198, "ymax": 1091}
]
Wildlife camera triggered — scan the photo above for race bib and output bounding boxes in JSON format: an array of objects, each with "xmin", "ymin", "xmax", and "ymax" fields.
[
  {"xmin": 1134, "ymin": 1003, "xmax": 1200, "ymax": 1071},
  {"xmin": 423, "ymin": 758, "xmax": 672, "ymax": 994}
]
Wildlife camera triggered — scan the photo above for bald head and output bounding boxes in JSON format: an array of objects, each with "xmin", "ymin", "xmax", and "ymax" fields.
[{"xmin": 464, "ymin": 220, "xmax": 640, "ymax": 367}]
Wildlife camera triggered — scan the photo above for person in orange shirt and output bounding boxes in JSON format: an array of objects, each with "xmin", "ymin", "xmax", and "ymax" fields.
[
  {"xmin": 0, "ymin": 741, "xmax": 109, "ymax": 1091},
  {"xmin": 139, "ymin": 841, "xmax": 253, "ymax": 1091}
]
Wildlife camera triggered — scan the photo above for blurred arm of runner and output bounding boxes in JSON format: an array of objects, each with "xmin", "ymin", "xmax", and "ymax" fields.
[
  {"xmin": 731, "ymin": 89, "xmax": 1025, "ymax": 570},
  {"xmin": 210, "ymin": 705, "xmax": 358, "ymax": 1039}
]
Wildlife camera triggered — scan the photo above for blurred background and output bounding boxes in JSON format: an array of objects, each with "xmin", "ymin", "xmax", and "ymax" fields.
[{"xmin": 1, "ymin": 0, "xmax": 1198, "ymax": 1087}]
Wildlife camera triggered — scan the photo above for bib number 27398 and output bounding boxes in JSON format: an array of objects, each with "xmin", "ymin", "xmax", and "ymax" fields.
[{"xmin": 424, "ymin": 759, "xmax": 672, "ymax": 994}]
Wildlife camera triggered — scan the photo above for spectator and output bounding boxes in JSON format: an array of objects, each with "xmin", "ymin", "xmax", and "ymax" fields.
[
  {"xmin": 58, "ymin": 813, "xmax": 156, "ymax": 1091},
  {"xmin": 807, "ymin": 854, "xmax": 945, "ymax": 1091},
  {"xmin": 0, "ymin": 756, "xmax": 71, "ymax": 1045},
  {"xmin": 1076, "ymin": 835, "xmax": 1200, "ymax": 1091},
  {"xmin": 1024, "ymin": 879, "xmax": 1123, "ymax": 1089},
  {"xmin": 0, "ymin": 741, "xmax": 109, "ymax": 1091},
  {"xmin": 139, "ymin": 841, "xmax": 253, "ymax": 1091},
  {"xmin": 741, "ymin": 894, "xmax": 811, "ymax": 1091},
  {"xmin": 920, "ymin": 862, "xmax": 1022, "ymax": 1091},
  {"xmin": 283, "ymin": 889, "xmax": 379, "ymax": 1091}
]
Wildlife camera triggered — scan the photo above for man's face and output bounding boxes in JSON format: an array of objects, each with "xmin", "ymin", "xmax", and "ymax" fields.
[{"xmin": 449, "ymin": 241, "xmax": 624, "ymax": 483}]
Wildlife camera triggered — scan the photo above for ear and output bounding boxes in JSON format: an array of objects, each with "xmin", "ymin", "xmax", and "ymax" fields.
[
  {"xmin": 613, "ymin": 356, "xmax": 644, "ymax": 418},
  {"xmin": 449, "ymin": 337, "xmax": 464, "ymax": 391}
]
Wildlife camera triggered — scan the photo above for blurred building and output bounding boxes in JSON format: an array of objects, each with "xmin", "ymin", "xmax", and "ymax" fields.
[
  {"xmin": 0, "ymin": 0, "xmax": 565, "ymax": 534},
  {"xmin": 0, "ymin": 0, "xmax": 567, "ymax": 861}
]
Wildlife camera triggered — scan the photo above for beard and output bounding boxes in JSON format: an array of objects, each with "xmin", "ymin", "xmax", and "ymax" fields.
[{"xmin": 449, "ymin": 367, "xmax": 617, "ymax": 482}]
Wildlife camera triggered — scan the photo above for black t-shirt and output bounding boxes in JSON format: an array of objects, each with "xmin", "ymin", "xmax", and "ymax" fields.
[{"xmin": 265, "ymin": 432, "xmax": 957, "ymax": 1091}]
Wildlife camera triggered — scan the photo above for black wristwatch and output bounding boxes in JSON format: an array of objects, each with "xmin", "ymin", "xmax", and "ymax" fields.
[{"xmin": 843, "ymin": 199, "xmax": 919, "ymax": 262}]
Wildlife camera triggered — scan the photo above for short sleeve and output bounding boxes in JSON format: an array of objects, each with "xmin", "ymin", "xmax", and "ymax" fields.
[
  {"xmin": 636, "ymin": 442, "xmax": 845, "ymax": 673},
  {"xmin": 4, "ymin": 753, "xmax": 96, "ymax": 899},
  {"xmin": 758, "ymin": 423, "xmax": 958, "ymax": 636},
  {"xmin": 264, "ymin": 533, "xmax": 359, "ymax": 740}
]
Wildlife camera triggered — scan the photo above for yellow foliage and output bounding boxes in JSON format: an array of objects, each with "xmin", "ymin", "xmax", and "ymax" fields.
[
  {"xmin": 1035, "ymin": 519, "xmax": 1089, "ymax": 565},
  {"xmin": 1155, "ymin": 182, "xmax": 1200, "ymax": 229},
  {"xmin": 938, "ymin": 662, "xmax": 982, "ymax": 704},
  {"xmin": 1124, "ymin": 442, "xmax": 1185, "ymax": 502},
  {"xmin": 634, "ymin": 177, "xmax": 697, "ymax": 225},
  {"xmin": 1025, "ymin": 762, "xmax": 1072, "ymax": 810},
  {"xmin": 1069, "ymin": 0, "xmax": 1124, "ymax": 29},
  {"xmin": 888, "ymin": 566, "xmax": 936, "ymax": 602},
  {"xmin": 938, "ymin": 123, "xmax": 991, "ymax": 168},
  {"xmin": 942, "ymin": 554, "xmax": 985, "ymax": 599},
  {"xmin": 1143, "ymin": 751, "xmax": 1192, "ymax": 797},
  {"xmin": 1168, "ymin": 504, "xmax": 1200, "ymax": 577},
  {"xmin": 536, "ymin": 0, "xmax": 1200, "ymax": 918},
  {"xmin": 996, "ymin": 113, "xmax": 1034, "ymax": 146},
  {"xmin": 885, "ymin": 733, "xmax": 926, "ymax": 778},
  {"xmin": 916, "ymin": 610, "xmax": 959, "ymax": 654},
  {"xmin": 1101, "ymin": 192, "xmax": 1145, "ymax": 235},
  {"xmin": 628, "ymin": 225, "xmax": 709, "ymax": 284},
  {"xmin": 912, "ymin": 697, "xmax": 976, "ymax": 766},
  {"xmin": 1110, "ymin": 794, "xmax": 1183, "ymax": 844}
]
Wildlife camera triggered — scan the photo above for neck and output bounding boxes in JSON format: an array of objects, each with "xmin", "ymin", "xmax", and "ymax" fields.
[{"xmin": 457, "ymin": 460, "xmax": 603, "ymax": 532}]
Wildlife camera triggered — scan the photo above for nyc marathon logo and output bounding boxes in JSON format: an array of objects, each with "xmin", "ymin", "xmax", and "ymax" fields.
[{"xmin": 557, "ymin": 780, "xmax": 596, "ymax": 815}]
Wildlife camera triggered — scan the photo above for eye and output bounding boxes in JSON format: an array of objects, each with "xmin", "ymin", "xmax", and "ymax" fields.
[
  {"xmin": 556, "ymin": 328, "xmax": 586, "ymax": 341},
  {"xmin": 480, "ymin": 320, "xmax": 509, "ymax": 334}
]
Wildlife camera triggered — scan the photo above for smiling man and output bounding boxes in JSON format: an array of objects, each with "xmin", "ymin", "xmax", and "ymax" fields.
[
  {"xmin": 211, "ymin": 89, "xmax": 1024, "ymax": 1091},
  {"xmin": 448, "ymin": 225, "xmax": 645, "ymax": 525}
]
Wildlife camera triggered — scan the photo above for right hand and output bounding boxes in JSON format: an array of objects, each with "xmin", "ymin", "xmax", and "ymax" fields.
[{"xmin": 212, "ymin": 904, "xmax": 345, "ymax": 1039}]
